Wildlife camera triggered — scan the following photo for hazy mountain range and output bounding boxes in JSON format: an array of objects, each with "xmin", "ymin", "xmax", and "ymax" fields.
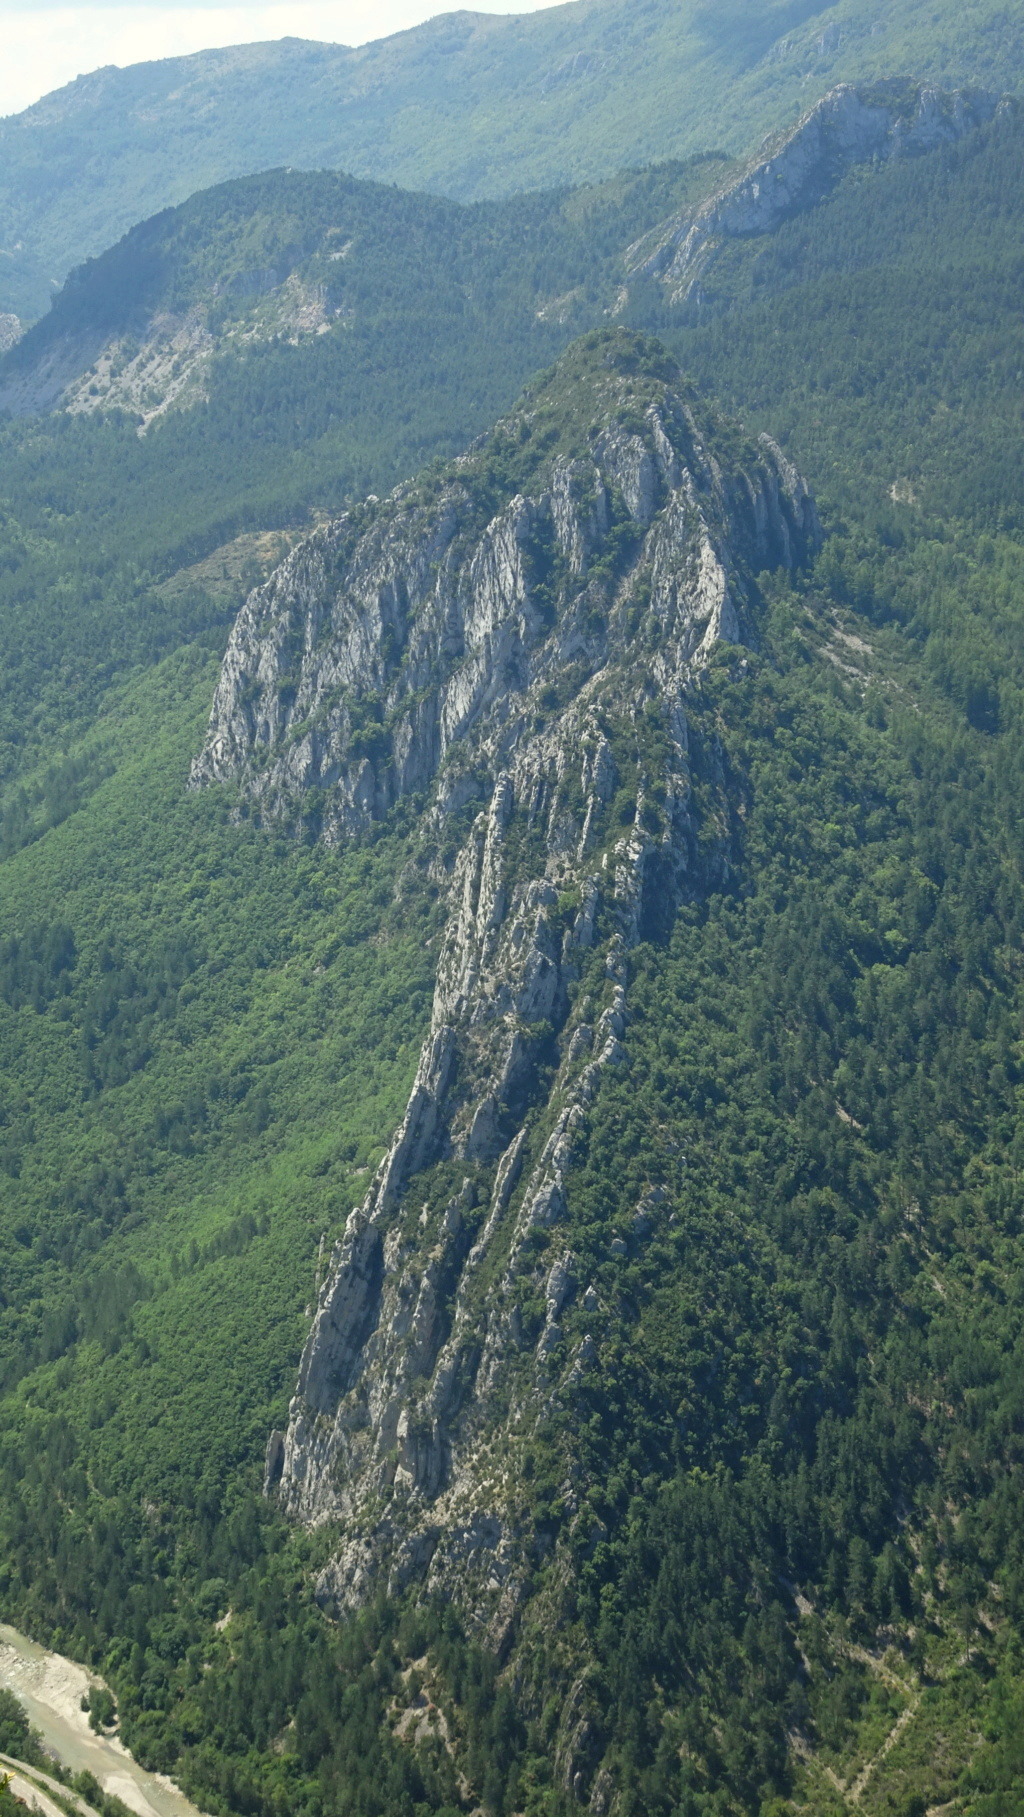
[{"xmin": 1, "ymin": 0, "xmax": 1023, "ymax": 318}]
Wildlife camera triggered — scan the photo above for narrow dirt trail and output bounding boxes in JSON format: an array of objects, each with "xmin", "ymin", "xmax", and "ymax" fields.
[{"xmin": 847, "ymin": 1693, "xmax": 922, "ymax": 1800}]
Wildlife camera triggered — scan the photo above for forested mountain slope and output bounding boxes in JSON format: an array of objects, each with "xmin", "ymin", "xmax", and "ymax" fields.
[
  {"xmin": 2, "ymin": 86, "xmax": 1024, "ymax": 1817},
  {"xmin": 0, "ymin": 83, "xmax": 1018, "ymax": 796},
  {"xmin": 1, "ymin": 0, "xmax": 1023, "ymax": 319},
  {"xmin": 0, "ymin": 157, "xmax": 717, "ymax": 422},
  {"xmin": 0, "ymin": 81, "xmax": 998, "ymax": 426}
]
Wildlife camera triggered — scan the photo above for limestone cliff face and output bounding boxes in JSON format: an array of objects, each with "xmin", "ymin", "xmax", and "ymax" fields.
[
  {"xmin": 626, "ymin": 81, "xmax": 1003, "ymax": 306},
  {"xmin": 194, "ymin": 333, "xmax": 820, "ymax": 1639},
  {"xmin": 192, "ymin": 363, "xmax": 816, "ymax": 845}
]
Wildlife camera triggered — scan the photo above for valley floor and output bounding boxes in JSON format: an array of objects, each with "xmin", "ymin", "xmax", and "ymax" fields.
[{"xmin": 0, "ymin": 1628, "xmax": 203, "ymax": 1817}]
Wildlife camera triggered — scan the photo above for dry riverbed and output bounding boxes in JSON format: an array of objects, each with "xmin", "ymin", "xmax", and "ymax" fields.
[{"xmin": 0, "ymin": 1625, "xmax": 205, "ymax": 1817}]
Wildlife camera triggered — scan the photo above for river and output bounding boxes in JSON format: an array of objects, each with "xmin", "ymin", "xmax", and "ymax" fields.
[{"xmin": 0, "ymin": 1625, "xmax": 206, "ymax": 1817}]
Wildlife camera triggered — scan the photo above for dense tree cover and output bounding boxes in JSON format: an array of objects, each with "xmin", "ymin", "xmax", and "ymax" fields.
[
  {"xmin": 669, "ymin": 108, "xmax": 1024, "ymax": 538},
  {"xmin": 22, "ymin": 162, "xmax": 719, "ymax": 348},
  {"xmin": 3, "ymin": 100, "xmax": 1024, "ymax": 1817},
  {"xmin": 0, "ymin": 1690, "xmax": 43, "ymax": 1768},
  {"xmin": 2, "ymin": 0, "xmax": 1023, "ymax": 318},
  {"xmin": 0, "ymin": 649, "xmax": 438, "ymax": 1710},
  {"xmin": 545, "ymin": 591, "xmax": 1024, "ymax": 1812}
]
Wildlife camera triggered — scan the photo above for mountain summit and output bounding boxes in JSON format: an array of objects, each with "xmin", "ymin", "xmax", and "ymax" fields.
[{"xmin": 195, "ymin": 331, "xmax": 819, "ymax": 1653}]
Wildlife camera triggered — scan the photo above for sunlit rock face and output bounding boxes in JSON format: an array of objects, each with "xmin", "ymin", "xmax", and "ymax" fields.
[
  {"xmin": 195, "ymin": 331, "xmax": 821, "ymax": 1637},
  {"xmin": 626, "ymin": 81, "xmax": 1004, "ymax": 305}
]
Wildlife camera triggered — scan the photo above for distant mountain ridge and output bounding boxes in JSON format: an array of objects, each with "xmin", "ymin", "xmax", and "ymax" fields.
[
  {"xmin": 1, "ymin": 0, "xmax": 1023, "ymax": 319},
  {"xmin": 0, "ymin": 80, "xmax": 1003, "ymax": 427},
  {"xmin": 0, "ymin": 155, "xmax": 722, "ymax": 424}
]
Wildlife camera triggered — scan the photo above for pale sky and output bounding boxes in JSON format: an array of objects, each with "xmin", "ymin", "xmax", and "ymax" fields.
[{"xmin": 0, "ymin": 0, "xmax": 559, "ymax": 118}]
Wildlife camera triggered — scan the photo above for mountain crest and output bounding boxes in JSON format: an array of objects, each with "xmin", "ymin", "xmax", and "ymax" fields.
[
  {"xmin": 192, "ymin": 331, "xmax": 817, "ymax": 840},
  {"xmin": 626, "ymin": 79, "xmax": 1005, "ymax": 305},
  {"xmin": 195, "ymin": 330, "xmax": 819, "ymax": 1639}
]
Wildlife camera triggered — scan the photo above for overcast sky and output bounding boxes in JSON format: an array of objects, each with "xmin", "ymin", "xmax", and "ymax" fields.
[{"xmin": 0, "ymin": 0, "xmax": 557, "ymax": 119}]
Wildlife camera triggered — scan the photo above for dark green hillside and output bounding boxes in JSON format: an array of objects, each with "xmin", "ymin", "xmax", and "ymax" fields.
[
  {"xmin": 2, "ymin": 0, "xmax": 1024, "ymax": 319},
  {"xmin": 659, "ymin": 106, "xmax": 1024, "ymax": 529},
  {"xmin": 3, "ymin": 99, "xmax": 1024, "ymax": 1817},
  {"xmin": 0, "ymin": 642, "xmax": 435, "ymax": 1436},
  {"xmin": 0, "ymin": 650, "xmax": 438, "ymax": 1741},
  {"xmin": 20, "ymin": 159, "xmax": 718, "ymax": 343}
]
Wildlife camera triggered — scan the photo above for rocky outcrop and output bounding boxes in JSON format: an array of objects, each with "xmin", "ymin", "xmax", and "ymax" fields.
[
  {"xmin": 626, "ymin": 81, "xmax": 1004, "ymax": 306},
  {"xmin": 59, "ymin": 309, "xmax": 215, "ymax": 427},
  {"xmin": 192, "ymin": 361, "xmax": 817, "ymax": 846},
  {"xmin": 40, "ymin": 277, "xmax": 331, "ymax": 428},
  {"xmin": 0, "ymin": 242, "xmax": 336, "ymax": 424},
  {"xmin": 194, "ymin": 331, "xmax": 820, "ymax": 1636},
  {"xmin": 0, "ymin": 322, "xmax": 113, "ymax": 417}
]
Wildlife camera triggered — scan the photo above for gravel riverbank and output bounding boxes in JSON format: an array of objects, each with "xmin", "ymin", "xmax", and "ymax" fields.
[{"xmin": 0, "ymin": 1626, "xmax": 205, "ymax": 1817}]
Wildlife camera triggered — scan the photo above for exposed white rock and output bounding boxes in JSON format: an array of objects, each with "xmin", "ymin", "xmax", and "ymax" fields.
[
  {"xmin": 61, "ymin": 309, "xmax": 214, "ymax": 429},
  {"xmin": 192, "ymin": 339, "xmax": 821, "ymax": 1625},
  {"xmin": 0, "ymin": 267, "xmax": 336, "ymax": 422},
  {"xmin": 627, "ymin": 81, "xmax": 1002, "ymax": 306}
]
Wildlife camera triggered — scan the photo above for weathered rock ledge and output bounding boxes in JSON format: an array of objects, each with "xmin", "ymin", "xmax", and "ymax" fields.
[{"xmin": 193, "ymin": 331, "xmax": 821, "ymax": 1646}]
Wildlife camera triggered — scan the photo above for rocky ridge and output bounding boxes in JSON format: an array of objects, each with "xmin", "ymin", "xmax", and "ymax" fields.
[
  {"xmin": 193, "ymin": 331, "xmax": 821, "ymax": 1642},
  {"xmin": 0, "ymin": 80, "xmax": 1005, "ymax": 427},
  {"xmin": 625, "ymin": 80, "xmax": 1005, "ymax": 306}
]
